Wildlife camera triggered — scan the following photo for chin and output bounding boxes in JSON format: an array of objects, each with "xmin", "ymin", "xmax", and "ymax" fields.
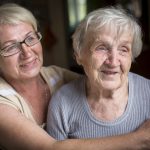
[
  {"xmin": 101, "ymin": 81, "xmax": 121, "ymax": 91},
  {"xmin": 21, "ymin": 66, "xmax": 41, "ymax": 78}
]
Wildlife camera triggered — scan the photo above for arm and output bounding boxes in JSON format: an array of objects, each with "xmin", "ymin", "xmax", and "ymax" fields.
[
  {"xmin": 51, "ymin": 133, "xmax": 140, "ymax": 150},
  {"xmin": 50, "ymin": 120, "xmax": 150, "ymax": 150},
  {"xmin": 0, "ymin": 104, "xmax": 55, "ymax": 150},
  {"xmin": 0, "ymin": 104, "xmax": 149, "ymax": 150}
]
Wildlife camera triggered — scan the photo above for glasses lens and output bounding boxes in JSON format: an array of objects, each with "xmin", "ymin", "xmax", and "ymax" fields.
[
  {"xmin": 0, "ymin": 43, "xmax": 20, "ymax": 57},
  {"xmin": 0, "ymin": 32, "xmax": 42, "ymax": 57},
  {"xmin": 25, "ymin": 32, "xmax": 42, "ymax": 46}
]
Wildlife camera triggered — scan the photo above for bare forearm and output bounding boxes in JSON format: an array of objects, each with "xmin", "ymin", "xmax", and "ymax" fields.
[
  {"xmin": 51, "ymin": 120, "xmax": 150, "ymax": 150},
  {"xmin": 1, "ymin": 105, "xmax": 150, "ymax": 150},
  {"xmin": 51, "ymin": 132, "xmax": 144, "ymax": 150}
]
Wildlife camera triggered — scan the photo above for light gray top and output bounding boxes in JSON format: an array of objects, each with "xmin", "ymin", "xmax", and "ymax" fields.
[{"xmin": 47, "ymin": 72, "xmax": 150, "ymax": 140}]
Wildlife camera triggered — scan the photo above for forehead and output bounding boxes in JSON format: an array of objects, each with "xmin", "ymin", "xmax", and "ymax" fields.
[
  {"xmin": 0, "ymin": 23, "xmax": 34, "ymax": 44},
  {"xmin": 0, "ymin": 23, "xmax": 33, "ymax": 37},
  {"xmin": 87, "ymin": 25, "xmax": 133, "ymax": 44}
]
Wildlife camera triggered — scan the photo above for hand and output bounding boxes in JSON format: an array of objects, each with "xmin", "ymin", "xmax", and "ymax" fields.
[{"xmin": 135, "ymin": 120, "xmax": 150, "ymax": 149}]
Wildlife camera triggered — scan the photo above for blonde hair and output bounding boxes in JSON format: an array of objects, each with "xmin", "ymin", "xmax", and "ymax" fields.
[{"xmin": 0, "ymin": 3, "xmax": 38, "ymax": 31}]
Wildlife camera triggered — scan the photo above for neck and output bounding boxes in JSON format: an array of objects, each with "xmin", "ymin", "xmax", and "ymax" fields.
[
  {"xmin": 4, "ymin": 74, "xmax": 50, "ymax": 125},
  {"xmin": 86, "ymin": 78, "xmax": 129, "ymax": 121},
  {"xmin": 86, "ymin": 78, "xmax": 128, "ymax": 102},
  {"xmin": 4, "ymin": 75, "xmax": 42, "ymax": 93}
]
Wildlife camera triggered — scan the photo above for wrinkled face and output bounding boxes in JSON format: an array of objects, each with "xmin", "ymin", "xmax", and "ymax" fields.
[
  {"xmin": 0, "ymin": 22, "xmax": 43, "ymax": 82},
  {"xmin": 76, "ymin": 28, "xmax": 133, "ymax": 91}
]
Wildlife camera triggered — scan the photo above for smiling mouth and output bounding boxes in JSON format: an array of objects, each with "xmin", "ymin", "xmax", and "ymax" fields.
[
  {"xmin": 101, "ymin": 71, "xmax": 118, "ymax": 75},
  {"xmin": 20, "ymin": 58, "xmax": 37, "ymax": 67}
]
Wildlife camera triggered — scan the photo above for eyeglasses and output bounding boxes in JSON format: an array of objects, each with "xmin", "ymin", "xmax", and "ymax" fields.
[{"xmin": 0, "ymin": 32, "xmax": 42, "ymax": 57}]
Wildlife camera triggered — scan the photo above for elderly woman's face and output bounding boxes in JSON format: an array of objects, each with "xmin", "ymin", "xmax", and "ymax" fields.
[
  {"xmin": 76, "ymin": 28, "xmax": 133, "ymax": 90},
  {"xmin": 0, "ymin": 22, "xmax": 43, "ymax": 81}
]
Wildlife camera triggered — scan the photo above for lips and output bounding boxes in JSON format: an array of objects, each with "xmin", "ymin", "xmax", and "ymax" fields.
[
  {"xmin": 101, "ymin": 70, "xmax": 118, "ymax": 75},
  {"xmin": 19, "ymin": 58, "xmax": 37, "ymax": 68}
]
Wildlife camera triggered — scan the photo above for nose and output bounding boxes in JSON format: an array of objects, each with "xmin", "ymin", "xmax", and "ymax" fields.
[
  {"xmin": 19, "ymin": 43, "xmax": 32, "ymax": 57},
  {"xmin": 105, "ymin": 50, "xmax": 119, "ymax": 67}
]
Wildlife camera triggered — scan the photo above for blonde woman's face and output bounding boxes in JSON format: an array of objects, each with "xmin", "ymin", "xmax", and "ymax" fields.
[
  {"xmin": 76, "ymin": 28, "xmax": 133, "ymax": 91},
  {"xmin": 0, "ymin": 22, "xmax": 43, "ymax": 82}
]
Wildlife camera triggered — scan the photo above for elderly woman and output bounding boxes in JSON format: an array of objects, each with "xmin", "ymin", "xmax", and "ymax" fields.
[
  {"xmin": 47, "ymin": 6, "xmax": 150, "ymax": 148},
  {"xmin": 0, "ymin": 3, "xmax": 150, "ymax": 150}
]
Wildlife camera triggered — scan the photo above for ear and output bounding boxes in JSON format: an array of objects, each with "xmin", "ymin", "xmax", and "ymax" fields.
[{"xmin": 74, "ymin": 51, "xmax": 82, "ymax": 65}]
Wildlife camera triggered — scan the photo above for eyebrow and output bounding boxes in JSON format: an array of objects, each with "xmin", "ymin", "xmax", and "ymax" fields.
[
  {"xmin": 118, "ymin": 41, "xmax": 132, "ymax": 47},
  {"xmin": 93, "ymin": 40, "xmax": 111, "ymax": 48},
  {"xmin": 1, "ymin": 40, "xmax": 17, "ymax": 49},
  {"xmin": 91, "ymin": 39, "xmax": 132, "ymax": 52},
  {"xmin": 1, "ymin": 31, "xmax": 34, "ymax": 47}
]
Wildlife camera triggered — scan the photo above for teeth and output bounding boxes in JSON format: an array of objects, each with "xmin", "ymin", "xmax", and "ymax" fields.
[
  {"xmin": 103, "ymin": 71, "xmax": 117, "ymax": 74},
  {"xmin": 20, "ymin": 59, "xmax": 35, "ymax": 67},
  {"xmin": 20, "ymin": 63, "xmax": 30, "ymax": 67}
]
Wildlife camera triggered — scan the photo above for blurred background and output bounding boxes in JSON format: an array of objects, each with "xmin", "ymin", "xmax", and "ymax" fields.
[{"xmin": 0, "ymin": 0, "xmax": 150, "ymax": 78}]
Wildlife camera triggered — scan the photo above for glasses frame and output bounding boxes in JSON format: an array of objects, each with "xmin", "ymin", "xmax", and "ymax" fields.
[{"xmin": 0, "ymin": 32, "xmax": 42, "ymax": 57}]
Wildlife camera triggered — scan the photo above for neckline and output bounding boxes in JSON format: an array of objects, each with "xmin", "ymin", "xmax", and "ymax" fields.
[{"xmin": 82, "ymin": 74, "xmax": 133, "ymax": 126}]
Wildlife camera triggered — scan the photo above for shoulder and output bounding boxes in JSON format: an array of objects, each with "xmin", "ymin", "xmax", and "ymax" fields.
[
  {"xmin": 0, "ymin": 77, "xmax": 26, "ymax": 113},
  {"xmin": 50, "ymin": 76, "xmax": 85, "ymax": 108},
  {"xmin": 129, "ymin": 72, "xmax": 150, "ymax": 84},
  {"xmin": 41, "ymin": 66, "xmax": 80, "ymax": 94},
  {"xmin": 129, "ymin": 72, "xmax": 150, "ymax": 94},
  {"xmin": 41, "ymin": 65, "xmax": 78, "ymax": 76},
  {"xmin": 41, "ymin": 65, "xmax": 66, "ymax": 77},
  {"xmin": 41, "ymin": 66, "xmax": 65, "ymax": 85},
  {"xmin": 56, "ymin": 76, "xmax": 84, "ymax": 96},
  {"xmin": 0, "ymin": 77, "xmax": 16, "ymax": 96}
]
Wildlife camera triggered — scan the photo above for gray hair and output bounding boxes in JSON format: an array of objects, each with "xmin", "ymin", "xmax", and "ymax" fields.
[
  {"xmin": 72, "ymin": 6, "xmax": 142, "ymax": 61},
  {"xmin": 0, "ymin": 3, "xmax": 38, "ymax": 31}
]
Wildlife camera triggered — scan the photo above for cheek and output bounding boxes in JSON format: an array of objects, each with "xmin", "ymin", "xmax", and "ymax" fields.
[
  {"xmin": 38, "ymin": 44, "xmax": 43, "ymax": 52},
  {"xmin": 0, "ymin": 57, "xmax": 18, "ymax": 73},
  {"xmin": 33, "ymin": 44, "xmax": 43, "ymax": 63},
  {"xmin": 83, "ymin": 57, "xmax": 102, "ymax": 76},
  {"xmin": 91, "ymin": 54, "xmax": 106, "ymax": 69},
  {"xmin": 122, "ymin": 57, "xmax": 132, "ymax": 71},
  {"xmin": 33, "ymin": 43, "xmax": 43, "ymax": 56},
  {"xmin": 80, "ymin": 51, "xmax": 107, "ymax": 73}
]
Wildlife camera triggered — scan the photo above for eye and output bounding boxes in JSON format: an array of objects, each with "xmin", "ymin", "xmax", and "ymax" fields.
[
  {"xmin": 3, "ymin": 44, "xmax": 18, "ymax": 52},
  {"xmin": 95, "ymin": 45, "xmax": 108, "ymax": 51},
  {"xmin": 118, "ymin": 46, "xmax": 128, "ymax": 53},
  {"xmin": 118, "ymin": 46, "xmax": 130, "ymax": 56},
  {"xmin": 26, "ymin": 34, "xmax": 37, "ymax": 44}
]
